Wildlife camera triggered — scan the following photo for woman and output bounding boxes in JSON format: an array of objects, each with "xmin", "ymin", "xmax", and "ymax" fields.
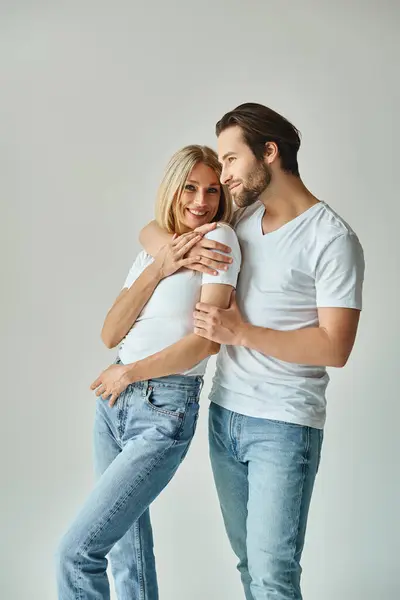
[{"xmin": 56, "ymin": 145, "xmax": 241, "ymax": 600}]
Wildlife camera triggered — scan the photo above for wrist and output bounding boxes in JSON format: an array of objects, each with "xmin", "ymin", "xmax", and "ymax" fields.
[
  {"xmin": 238, "ymin": 322, "xmax": 254, "ymax": 347},
  {"xmin": 148, "ymin": 261, "xmax": 164, "ymax": 283},
  {"xmin": 125, "ymin": 363, "xmax": 138, "ymax": 383}
]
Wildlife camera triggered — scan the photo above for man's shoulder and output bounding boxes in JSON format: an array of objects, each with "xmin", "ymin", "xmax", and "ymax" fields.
[
  {"xmin": 309, "ymin": 203, "xmax": 364, "ymax": 269},
  {"xmin": 315, "ymin": 202, "xmax": 359, "ymax": 240},
  {"xmin": 232, "ymin": 202, "xmax": 263, "ymax": 229}
]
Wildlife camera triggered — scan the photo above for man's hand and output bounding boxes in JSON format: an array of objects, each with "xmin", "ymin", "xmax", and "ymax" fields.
[
  {"xmin": 153, "ymin": 232, "xmax": 204, "ymax": 279},
  {"xmin": 90, "ymin": 363, "xmax": 133, "ymax": 407},
  {"xmin": 183, "ymin": 222, "xmax": 232, "ymax": 276},
  {"xmin": 186, "ymin": 237, "xmax": 233, "ymax": 275},
  {"xmin": 193, "ymin": 291, "xmax": 246, "ymax": 345}
]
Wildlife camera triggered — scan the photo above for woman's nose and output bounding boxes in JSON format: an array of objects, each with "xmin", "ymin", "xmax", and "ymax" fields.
[{"xmin": 194, "ymin": 190, "xmax": 208, "ymax": 205}]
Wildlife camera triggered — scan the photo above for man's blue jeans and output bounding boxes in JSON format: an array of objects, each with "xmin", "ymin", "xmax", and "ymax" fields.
[{"xmin": 209, "ymin": 401, "xmax": 323, "ymax": 600}]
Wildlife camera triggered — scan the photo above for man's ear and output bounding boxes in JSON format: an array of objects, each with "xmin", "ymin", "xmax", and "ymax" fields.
[{"xmin": 264, "ymin": 141, "xmax": 279, "ymax": 165}]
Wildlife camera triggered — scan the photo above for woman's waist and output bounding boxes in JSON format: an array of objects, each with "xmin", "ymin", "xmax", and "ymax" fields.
[
  {"xmin": 116, "ymin": 348, "xmax": 204, "ymax": 394},
  {"xmin": 121, "ymin": 320, "xmax": 192, "ymax": 359}
]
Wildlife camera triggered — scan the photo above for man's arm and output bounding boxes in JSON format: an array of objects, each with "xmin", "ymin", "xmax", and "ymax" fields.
[
  {"xmin": 139, "ymin": 220, "xmax": 173, "ymax": 257},
  {"xmin": 194, "ymin": 297, "xmax": 360, "ymax": 368},
  {"xmin": 195, "ymin": 232, "xmax": 364, "ymax": 368},
  {"xmin": 240, "ymin": 307, "xmax": 360, "ymax": 367}
]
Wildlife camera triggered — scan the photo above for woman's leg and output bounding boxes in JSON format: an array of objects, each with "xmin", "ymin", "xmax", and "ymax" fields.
[
  {"xmin": 56, "ymin": 376, "xmax": 200, "ymax": 600},
  {"xmin": 93, "ymin": 397, "xmax": 158, "ymax": 600}
]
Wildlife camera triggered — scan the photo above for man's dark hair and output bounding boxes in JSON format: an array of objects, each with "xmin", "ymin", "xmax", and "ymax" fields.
[{"xmin": 216, "ymin": 103, "xmax": 301, "ymax": 177}]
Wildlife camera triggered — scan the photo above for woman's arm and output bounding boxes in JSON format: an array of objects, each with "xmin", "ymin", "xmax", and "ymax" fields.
[
  {"xmin": 139, "ymin": 220, "xmax": 233, "ymax": 275},
  {"xmin": 101, "ymin": 232, "xmax": 204, "ymax": 348},
  {"xmin": 126, "ymin": 282, "xmax": 233, "ymax": 381},
  {"xmin": 91, "ymin": 283, "xmax": 234, "ymax": 405},
  {"xmin": 101, "ymin": 262, "xmax": 162, "ymax": 349}
]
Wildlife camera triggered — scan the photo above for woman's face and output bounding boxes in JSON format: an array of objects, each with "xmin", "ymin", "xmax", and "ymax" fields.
[{"xmin": 177, "ymin": 162, "xmax": 221, "ymax": 231}]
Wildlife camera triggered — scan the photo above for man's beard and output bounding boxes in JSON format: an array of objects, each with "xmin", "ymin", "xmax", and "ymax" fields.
[{"xmin": 234, "ymin": 162, "xmax": 271, "ymax": 208}]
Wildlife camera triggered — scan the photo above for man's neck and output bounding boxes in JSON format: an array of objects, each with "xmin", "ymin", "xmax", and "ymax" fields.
[{"xmin": 258, "ymin": 173, "xmax": 320, "ymax": 234}]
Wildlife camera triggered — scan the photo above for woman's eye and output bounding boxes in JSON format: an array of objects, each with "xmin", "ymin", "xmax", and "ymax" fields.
[
  {"xmin": 185, "ymin": 184, "xmax": 196, "ymax": 191},
  {"xmin": 228, "ymin": 157, "xmax": 236, "ymax": 163},
  {"xmin": 208, "ymin": 188, "xmax": 219, "ymax": 194}
]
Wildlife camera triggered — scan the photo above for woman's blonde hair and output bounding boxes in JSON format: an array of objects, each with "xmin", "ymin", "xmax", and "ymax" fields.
[{"xmin": 155, "ymin": 145, "xmax": 233, "ymax": 234}]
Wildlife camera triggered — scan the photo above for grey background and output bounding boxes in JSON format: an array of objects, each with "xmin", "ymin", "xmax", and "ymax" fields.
[{"xmin": 1, "ymin": 1, "xmax": 399, "ymax": 599}]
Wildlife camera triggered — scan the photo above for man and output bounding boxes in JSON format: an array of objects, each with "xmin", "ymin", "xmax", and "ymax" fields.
[{"xmin": 141, "ymin": 103, "xmax": 365, "ymax": 600}]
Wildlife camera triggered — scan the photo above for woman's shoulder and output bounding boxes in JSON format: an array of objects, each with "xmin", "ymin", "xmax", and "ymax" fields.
[
  {"xmin": 203, "ymin": 222, "xmax": 241, "ymax": 263},
  {"xmin": 204, "ymin": 221, "xmax": 238, "ymax": 243}
]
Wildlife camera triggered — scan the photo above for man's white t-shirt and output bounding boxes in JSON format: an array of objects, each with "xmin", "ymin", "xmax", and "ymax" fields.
[
  {"xmin": 210, "ymin": 201, "xmax": 365, "ymax": 429},
  {"xmin": 118, "ymin": 223, "xmax": 241, "ymax": 376}
]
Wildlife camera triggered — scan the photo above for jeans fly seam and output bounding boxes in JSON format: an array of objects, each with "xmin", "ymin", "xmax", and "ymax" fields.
[
  {"xmin": 235, "ymin": 414, "xmax": 243, "ymax": 461},
  {"xmin": 229, "ymin": 412, "xmax": 241, "ymax": 461},
  {"xmin": 117, "ymin": 394, "xmax": 128, "ymax": 440}
]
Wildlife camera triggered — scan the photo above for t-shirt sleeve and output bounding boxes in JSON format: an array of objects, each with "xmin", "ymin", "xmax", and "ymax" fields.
[
  {"xmin": 201, "ymin": 223, "xmax": 242, "ymax": 288},
  {"xmin": 122, "ymin": 250, "xmax": 150, "ymax": 289},
  {"xmin": 315, "ymin": 233, "xmax": 365, "ymax": 309}
]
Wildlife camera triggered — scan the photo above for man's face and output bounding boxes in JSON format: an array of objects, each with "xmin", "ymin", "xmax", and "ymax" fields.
[{"xmin": 217, "ymin": 125, "xmax": 271, "ymax": 208}]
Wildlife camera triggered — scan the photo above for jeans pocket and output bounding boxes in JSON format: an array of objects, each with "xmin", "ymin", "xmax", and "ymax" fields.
[{"xmin": 144, "ymin": 385, "xmax": 187, "ymax": 420}]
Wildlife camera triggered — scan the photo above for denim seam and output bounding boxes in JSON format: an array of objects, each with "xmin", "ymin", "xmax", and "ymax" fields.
[
  {"xmin": 134, "ymin": 519, "xmax": 145, "ymax": 600},
  {"xmin": 288, "ymin": 426, "xmax": 311, "ymax": 599},
  {"xmin": 179, "ymin": 405, "xmax": 199, "ymax": 462},
  {"xmin": 72, "ymin": 439, "xmax": 177, "ymax": 598}
]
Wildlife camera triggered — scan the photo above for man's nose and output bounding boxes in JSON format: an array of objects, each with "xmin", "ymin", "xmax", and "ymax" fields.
[{"xmin": 220, "ymin": 166, "xmax": 231, "ymax": 186}]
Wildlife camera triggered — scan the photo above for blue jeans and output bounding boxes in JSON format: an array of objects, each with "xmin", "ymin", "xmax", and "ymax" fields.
[
  {"xmin": 56, "ymin": 373, "xmax": 202, "ymax": 600},
  {"xmin": 209, "ymin": 402, "xmax": 323, "ymax": 600}
]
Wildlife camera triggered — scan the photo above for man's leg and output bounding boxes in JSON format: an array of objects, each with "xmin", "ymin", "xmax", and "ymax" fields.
[
  {"xmin": 92, "ymin": 399, "xmax": 158, "ymax": 600},
  {"xmin": 208, "ymin": 403, "xmax": 253, "ymax": 600},
  {"xmin": 244, "ymin": 417, "xmax": 323, "ymax": 600}
]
